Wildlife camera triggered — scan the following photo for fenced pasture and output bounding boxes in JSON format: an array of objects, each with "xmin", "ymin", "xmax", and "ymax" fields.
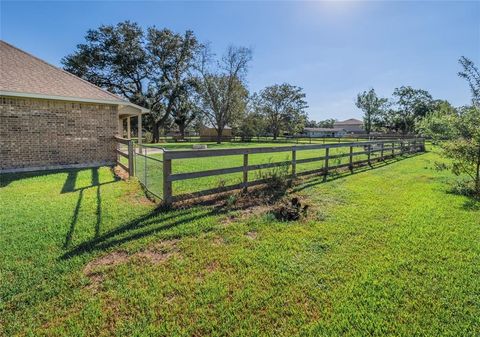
[{"xmin": 117, "ymin": 138, "xmax": 425, "ymax": 204}]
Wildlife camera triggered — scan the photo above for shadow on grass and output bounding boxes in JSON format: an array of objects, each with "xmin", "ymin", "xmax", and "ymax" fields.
[
  {"xmin": 62, "ymin": 168, "xmax": 118, "ymax": 248},
  {"xmin": 0, "ymin": 169, "xmax": 66, "ymax": 188},
  {"xmin": 462, "ymin": 198, "xmax": 480, "ymax": 211},
  {"xmin": 60, "ymin": 205, "xmax": 227, "ymax": 260}
]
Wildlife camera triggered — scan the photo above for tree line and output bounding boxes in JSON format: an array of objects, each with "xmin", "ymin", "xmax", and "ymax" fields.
[
  {"xmin": 63, "ymin": 21, "xmax": 478, "ymax": 195},
  {"xmin": 355, "ymin": 86, "xmax": 447, "ymax": 135},
  {"xmin": 62, "ymin": 21, "xmax": 308, "ymax": 143},
  {"xmin": 354, "ymin": 57, "xmax": 479, "ymax": 196}
]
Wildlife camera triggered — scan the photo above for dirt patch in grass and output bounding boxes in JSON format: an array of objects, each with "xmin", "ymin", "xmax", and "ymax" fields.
[
  {"xmin": 205, "ymin": 260, "xmax": 220, "ymax": 273},
  {"xmin": 245, "ymin": 231, "xmax": 258, "ymax": 240},
  {"xmin": 84, "ymin": 251, "xmax": 130, "ymax": 275},
  {"xmin": 212, "ymin": 236, "xmax": 226, "ymax": 246},
  {"xmin": 134, "ymin": 239, "xmax": 180, "ymax": 263},
  {"xmin": 84, "ymin": 239, "xmax": 179, "ymax": 289}
]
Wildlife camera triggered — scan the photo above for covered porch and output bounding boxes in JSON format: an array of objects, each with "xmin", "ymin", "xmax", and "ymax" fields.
[{"xmin": 117, "ymin": 105, "xmax": 149, "ymax": 145}]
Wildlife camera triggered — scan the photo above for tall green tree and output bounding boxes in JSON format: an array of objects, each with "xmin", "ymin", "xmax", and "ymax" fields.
[
  {"xmin": 391, "ymin": 86, "xmax": 434, "ymax": 134},
  {"xmin": 62, "ymin": 21, "xmax": 200, "ymax": 143},
  {"xmin": 355, "ymin": 89, "xmax": 388, "ymax": 134},
  {"xmin": 195, "ymin": 45, "xmax": 252, "ymax": 143},
  {"xmin": 255, "ymin": 83, "xmax": 308, "ymax": 140},
  {"xmin": 171, "ymin": 85, "xmax": 199, "ymax": 140}
]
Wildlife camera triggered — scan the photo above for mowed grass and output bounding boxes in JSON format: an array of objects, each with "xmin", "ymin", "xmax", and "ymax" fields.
[
  {"xmin": 135, "ymin": 141, "xmax": 388, "ymax": 198},
  {"xmin": 1, "ymin": 147, "xmax": 479, "ymax": 336}
]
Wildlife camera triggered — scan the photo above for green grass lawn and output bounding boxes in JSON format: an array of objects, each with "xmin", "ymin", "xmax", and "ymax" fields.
[{"xmin": 1, "ymin": 147, "xmax": 479, "ymax": 336}]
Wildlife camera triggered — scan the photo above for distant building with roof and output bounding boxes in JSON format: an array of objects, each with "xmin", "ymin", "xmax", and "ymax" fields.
[{"xmin": 333, "ymin": 118, "xmax": 364, "ymax": 134}]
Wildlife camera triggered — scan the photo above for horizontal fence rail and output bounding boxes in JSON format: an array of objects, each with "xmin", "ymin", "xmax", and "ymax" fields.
[{"xmin": 156, "ymin": 138, "xmax": 425, "ymax": 205}]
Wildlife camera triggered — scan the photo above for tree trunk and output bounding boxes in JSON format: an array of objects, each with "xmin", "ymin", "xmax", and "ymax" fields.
[
  {"xmin": 152, "ymin": 121, "xmax": 160, "ymax": 143},
  {"xmin": 365, "ymin": 115, "xmax": 371, "ymax": 135},
  {"xmin": 179, "ymin": 124, "xmax": 185, "ymax": 140},
  {"xmin": 216, "ymin": 128, "xmax": 223, "ymax": 144},
  {"xmin": 273, "ymin": 129, "xmax": 279, "ymax": 140}
]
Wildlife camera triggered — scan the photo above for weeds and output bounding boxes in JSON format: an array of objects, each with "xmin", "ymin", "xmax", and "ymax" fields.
[{"xmin": 272, "ymin": 197, "xmax": 309, "ymax": 221}]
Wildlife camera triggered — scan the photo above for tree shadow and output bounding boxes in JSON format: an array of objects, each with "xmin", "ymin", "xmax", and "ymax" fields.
[
  {"xmin": 60, "ymin": 205, "xmax": 227, "ymax": 260},
  {"xmin": 1, "ymin": 169, "xmax": 66, "ymax": 188},
  {"xmin": 64, "ymin": 188, "xmax": 84, "ymax": 248},
  {"xmin": 462, "ymin": 198, "xmax": 480, "ymax": 211}
]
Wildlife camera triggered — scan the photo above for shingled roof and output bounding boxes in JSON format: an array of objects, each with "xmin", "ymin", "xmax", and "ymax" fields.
[
  {"xmin": 0, "ymin": 40, "xmax": 127, "ymax": 104},
  {"xmin": 335, "ymin": 118, "xmax": 363, "ymax": 125}
]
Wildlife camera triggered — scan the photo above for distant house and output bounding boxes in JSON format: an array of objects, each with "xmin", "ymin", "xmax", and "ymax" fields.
[
  {"xmin": 199, "ymin": 126, "xmax": 232, "ymax": 141},
  {"xmin": 0, "ymin": 40, "xmax": 148, "ymax": 173},
  {"xmin": 334, "ymin": 118, "xmax": 364, "ymax": 133},
  {"xmin": 304, "ymin": 128, "xmax": 347, "ymax": 138}
]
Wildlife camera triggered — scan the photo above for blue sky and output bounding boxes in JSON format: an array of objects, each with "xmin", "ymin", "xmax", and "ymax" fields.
[{"xmin": 1, "ymin": 1, "xmax": 479, "ymax": 121}]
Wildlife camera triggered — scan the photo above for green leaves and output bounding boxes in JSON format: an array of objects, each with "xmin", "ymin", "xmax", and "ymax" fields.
[
  {"xmin": 255, "ymin": 83, "xmax": 308, "ymax": 139},
  {"xmin": 356, "ymin": 88, "xmax": 388, "ymax": 134}
]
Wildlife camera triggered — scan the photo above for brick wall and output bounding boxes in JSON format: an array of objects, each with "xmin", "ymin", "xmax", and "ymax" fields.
[{"xmin": 0, "ymin": 96, "xmax": 118, "ymax": 172}]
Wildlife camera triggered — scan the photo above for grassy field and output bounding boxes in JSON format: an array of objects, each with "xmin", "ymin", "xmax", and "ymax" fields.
[
  {"xmin": 135, "ymin": 141, "xmax": 390, "ymax": 198},
  {"xmin": 1, "ymin": 147, "xmax": 479, "ymax": 336}
]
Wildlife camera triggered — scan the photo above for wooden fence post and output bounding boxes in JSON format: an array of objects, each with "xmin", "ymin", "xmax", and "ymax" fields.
[
  {"xmin": 128, "ymin": 140, "xmax": 134, "ymax": 177},
  {"xmin": 292, "ymin": 148, "xmax": 297, "ymax": 178},
  {"xmin": 367, "ymin": 144, "xmax": 371, "ymax": 165},
  {"xmin": 163, "ymin": 156, "xmax": 172, "ymax": 206},
  {"xmin": 324, "ymin": 147, "xmax": 329, "ymax": 182},
  {"xmin": 392, "ymin": 141, "xmax": 395, "ymax": 157},
  {"xmin": 349, "ymin": 146, "xmax": 353, "ymax": 171},
  {"xmin": 243, "ymin": 153, "xmax": 248, "ymax": 192},
  {"xmin": 380, "ymin": 143, "xmax": 384, "ymax": 161}
]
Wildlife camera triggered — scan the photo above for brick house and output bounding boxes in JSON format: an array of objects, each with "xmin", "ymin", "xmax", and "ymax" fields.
[{"xmin": 0, "ymin": 40, "xmax": 148, "ymax": 173}]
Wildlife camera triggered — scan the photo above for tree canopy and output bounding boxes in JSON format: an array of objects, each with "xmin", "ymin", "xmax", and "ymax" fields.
[
  {"xmin": 254, "ymin": 83, "xmax": 308, "ymax": 139},
  {"xmin": 62, "ymin": 21, "xmax": 200, "ymax": 142},
  {"xmin": 391, "ymin": 86, "xmax": 434, "ymax": 134},
  {"xmin": 195, "ymin": 45, "xmax": 252, "ymax": 143},
  {"xmin": 356, "ymin": 88, "xmax": 388, "ymax": 134}
]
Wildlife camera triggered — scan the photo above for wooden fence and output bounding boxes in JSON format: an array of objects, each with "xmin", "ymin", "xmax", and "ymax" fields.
[
  {"xmin": 160, "ymin": 138, "xmax": 425, "ymax": 205},
  {"xmin": 115, "ymin": 136, "xmax": 134, "ymax": 176}
]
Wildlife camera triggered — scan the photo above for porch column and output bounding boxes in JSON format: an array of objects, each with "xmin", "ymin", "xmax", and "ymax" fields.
[
  {"xmin": 138, "ymin": 113, "xmax": 142, "ymax": 146},
  {"xmin": 118, "ymin": 118, "xmax": 124, "ymax": 136},
  {"xmin": 127, "ymin": 117, "xmax": 131, "ymax": 140}
]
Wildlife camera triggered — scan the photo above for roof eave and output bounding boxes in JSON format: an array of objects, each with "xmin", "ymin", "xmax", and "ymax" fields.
[{"xmin": 0, "ymin": 90, "xmax": 149, "ymax": 113}]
